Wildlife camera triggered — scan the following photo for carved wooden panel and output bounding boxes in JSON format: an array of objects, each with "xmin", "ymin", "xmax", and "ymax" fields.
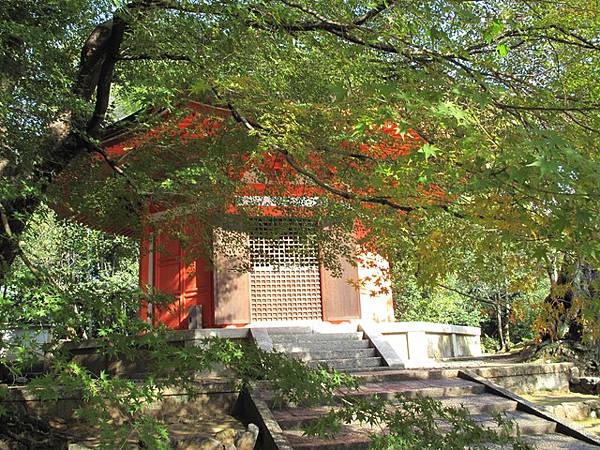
[{"xmin": 249, "ymin": 218, "xmax": 322, "ymax": 321}]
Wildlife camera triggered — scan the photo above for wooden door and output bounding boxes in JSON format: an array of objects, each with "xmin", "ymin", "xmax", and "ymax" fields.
[
  {"xmin": 213, "ymin": 228, "xmax": 251, "ymax": 325},
  {"xmin": 150, "ymin": 231, "xmax": 216, "ymax": 329},
  {"xmin": 153, "ymin": 233, "xmax": 185, "ymax": 329},
  {"xmin": 321, "ymin": 256, "xmax": 361, "ymax": 321},
  {"xmin": 248, "ymin": 217, "xmax": 322, "ymax": 322}
]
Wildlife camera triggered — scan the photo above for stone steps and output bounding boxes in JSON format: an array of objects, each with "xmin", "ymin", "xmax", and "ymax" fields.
[
  {"xmin": 265, "ymin": 370, "xmax": 597, "ymax": 449},
  {"xmin": 272, "ymin": 395, "xmax": 520, "ymax": 430},
  {"xmin": 284, "ymin": 425, "xmax": 371, "ymax": 450},
  {"xmin": 471, "ymin": 410, "xmax": 557, "ymax": 436},
  {"xmin": 270, "ymin": 332, "xmax": 365, "ymax": 344},
  {"xmin": 286, "ymin": 348, "xmax": 378, "ymax": 361},
  {"xmin": 346, "ymin": 378, "xmax": 487, "ymax": 399},
  {"xmin": 352, "ymin": 368, "xmax": 461, "ymax": 382},
  {"xmin": 307, "ymin": 356, "xmax": 384, "ymax": 371},
  {"xmin": 283, "ymin": 415, "xmax": 559, "ymax": 448},
  {"xmin": 271, "ymin": 393, "xmax": 519, "ymax": 430},
  {"xmin": 262, "ymin": 378, "xmax": 487, "ymax": 409},
  {"xmin": 253, "ymin": 328, "xmax": 598, "ymax": 449},
  {"xmin": 265, "ymin": 328, "xmax": 386, "ymax": 372},
  {"xmin": 437, "ymin": 393, "xmax": 518, "ymax": 414},
  {"xmin": 523, "ymin": 433, "xmax": 600, "ymax": 449},
  {"xmin": 284, "ymin": 428, "xmax": 579, "ymax": 450},
  {"xmin": 285, "ymin": 431, "xmax": 600, "ymax": 450},
  {"xmin": 282, "ymin": 409, "xmax": 558, "ymax": 449},
  {"xmin": 260, "ymin": 326, "xmax": 314, "ymax": 335},
  {"xmin": 273, "ymin": 339, "xmax": 372, "ymax": 352}
]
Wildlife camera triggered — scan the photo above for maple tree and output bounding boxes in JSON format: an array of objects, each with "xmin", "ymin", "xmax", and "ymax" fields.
[
  {"xmin": 1, "ymin": 2, "xmax": 599, "ymax": 447},
  {"xmin": 1, "ymin": 0, "xmax": 599, "ymax": 338}
]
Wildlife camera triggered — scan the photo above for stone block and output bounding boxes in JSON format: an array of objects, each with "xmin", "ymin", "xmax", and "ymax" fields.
[
  {"xmin": 471, "ymin": 363, "xmax": 572, "ymax": 394},
  {"xmin": 250, "ymin": 328, "xmax": 273, "ymax": 352},
  {"xmin": 426, "ymin": 333, "xmax": 453, "ymax": 359},
  {"xmin": 359, "ymin": 323, "xmax": 404, "ymax": 367}
]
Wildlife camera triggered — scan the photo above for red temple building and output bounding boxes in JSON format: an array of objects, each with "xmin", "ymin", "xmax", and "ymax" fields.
[
  {"xmin": 96, "ymin": 101, "xmax": 404, "ymax": 330},
  {"xmin": 56, "ymin": 100, "xmax": 483, "ymax": 369}
]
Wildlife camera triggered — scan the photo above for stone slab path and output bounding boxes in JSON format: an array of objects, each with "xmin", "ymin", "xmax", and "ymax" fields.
[
  {"xmin": 523, "ymin": 391, "xmax": 600, "ymax": 437},
  {"xmin": 262, "ymin": 370, "xmax": 600, "ymax": 449}
]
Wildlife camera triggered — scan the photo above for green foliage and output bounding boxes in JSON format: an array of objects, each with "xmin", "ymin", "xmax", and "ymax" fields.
[
  {"xmin": 16, "ymin": 327, "xmax": 532, "ymax": 449},
  {"xmin": 1, "ymin": 1, "xmax": 599, "ymax": 446},
  {"xmin": 24, "ymin": 329, "xmax": 358, "ymax": 449},
  {"xmin": 225, "ymin": 342, "xmax": 359, "ymax": 407},
  {"xmin": 1, "ymin": 0, "xmax": 599, "ymax": 338},
  {"xmin": 393, "ymin": 241, "xmax": 551, "ymax": 351},
  {"xmin": 479, "ymin": 279, "xmax": 549, "ymax": 347},
  {"xmin": 394, "ymin": 276, "xmax": 481, "ymax": 327},
  {"xmin": 480, "ymin": 334, "xmax": 502, "ymax": 354},
  {"xmin": 1, "ymin": 205, "xmax": 139, "ymax": 338},
  {"xmin": 306, "ymin": 393, "xmax": 532, "ymax": 450}
]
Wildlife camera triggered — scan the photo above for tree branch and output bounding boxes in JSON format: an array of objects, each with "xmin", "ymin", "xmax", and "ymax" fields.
[
  {"xmin": 74, "ymin": 20, "xmax": 114, "ymax": 101},
  {"xmin": 118, "ymin": 53, "xmax": 191, "ymax": 61},
  {"xmin": 494, "ymin": 102, "xmax": 600, "ymax": 113},
  {"xmin": 86, "ymin": 17, "xmax": 128, "ymax": 136},
  {"xmin": 353, "ymin": 1, "xmax": 397, "ymax": 26},
  {"xmin": 215, "ymin": 91, "xmax": 449, "ymax": 215},
  {"xmin": 436, "ymin": 282, "xmax": 496, "ymax": 306}
]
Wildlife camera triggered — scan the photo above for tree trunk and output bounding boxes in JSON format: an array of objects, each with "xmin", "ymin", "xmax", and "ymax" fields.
[
  {"xmin": 543, "ymin": 256, "xmax": 583, "ymax": 342},
  {"xmin": 495, "ymin": 295, "xmax": 506, "ymax": 352},
  {"xmin": 503, "ymin": 300, "xmax": 511, "ymax": 351},
  {"xmin": 0, "ymin": 17, "xmax": 127, "ymax": 284}
]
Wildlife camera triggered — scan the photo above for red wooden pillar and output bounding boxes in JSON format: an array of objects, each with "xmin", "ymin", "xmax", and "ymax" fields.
[{"xmin": 138, "ymin": 233, "xmax": 152, "ymax": 323}]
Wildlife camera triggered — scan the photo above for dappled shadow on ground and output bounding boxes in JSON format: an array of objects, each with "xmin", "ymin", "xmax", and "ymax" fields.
[
  {"xmin": 524, "ymin": 391, "xmax": 600, "ymax": 406},
  {"xmin": 0, "ymin": 387, "xmax": 70, "ymax": 449},
  {"xmin": 1, "ymin": 380, "xmax": 246, "ymax": 449}
]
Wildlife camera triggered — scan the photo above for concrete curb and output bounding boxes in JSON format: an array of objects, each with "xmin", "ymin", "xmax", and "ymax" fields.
[
  {"xmin": 458, "ymin": 369, "xmax": 600, "ymax": 447},
  {"xmin": 250, "ymin": 328, "xmax": 274, "ymax": 352},
  {"xmin": 358, "ymin": 323, "xmax": 405, "ymax": 368},
  {"xmin": 234, "ymin": 389, "xmax": 294, "ymax": 450}
]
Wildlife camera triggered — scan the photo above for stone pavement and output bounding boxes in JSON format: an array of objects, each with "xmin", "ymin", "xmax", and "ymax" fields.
[
  {"xmin": 261, "ymin": 368, "xmax": 600, "ymax": 449},
  {"xmin": 523, "ymin": 391, "xmax": 600, "ymax": 437}
]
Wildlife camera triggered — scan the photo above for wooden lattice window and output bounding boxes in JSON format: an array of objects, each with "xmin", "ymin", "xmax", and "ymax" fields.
[{"xmin": 249, "ymin": 218, "xmax": 322, "ymax": 321}]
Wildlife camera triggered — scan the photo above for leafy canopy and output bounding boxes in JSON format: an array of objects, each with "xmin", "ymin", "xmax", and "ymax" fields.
[{"xmin": 2, "ymin": 1, "xmax": 598, "ymax": 282}]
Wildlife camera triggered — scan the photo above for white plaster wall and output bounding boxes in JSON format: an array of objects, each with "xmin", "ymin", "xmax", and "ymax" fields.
[
  {"xmin": 357, "ymin": 252, "xmax": 395, "ymax": 323},
  {"xmin": 426, "ymin": 333, "xmax": 454, "ymax": 359},
  {"xmin": 455, "ymin": 334, "xmax": 482, "ymax": 357},
  {"xmin": 374, "ymin": 322, "xmax": 482, "ymax": 364},
  {"xmin": 0, "ymin": 327, "xmax": 52, "ymax": 360},
  {"xmin": 381, "ymin": 333, "xmax": 409, "ymax": 360}
]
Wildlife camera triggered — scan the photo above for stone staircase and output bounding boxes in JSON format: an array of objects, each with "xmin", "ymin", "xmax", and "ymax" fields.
[
  {"xmin": 267, "ymin": 327, "xmax": 385, "ymax": 372},
  {"xmin": 261, "ymin": 369, "xmax": 600, "ymax": 449}
]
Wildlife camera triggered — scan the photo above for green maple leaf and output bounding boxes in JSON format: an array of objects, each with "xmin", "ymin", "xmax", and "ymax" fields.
[
  {"xmin": 419, "ymin": 143, "xmax": 438, "ymax": 160},
  {"xmin": 526, "ymin": 158, "xmax": 552, "ymax": 177},
  {"xmin": 497, "ymin": 43, "xmax": 509, "ymax": 57}
]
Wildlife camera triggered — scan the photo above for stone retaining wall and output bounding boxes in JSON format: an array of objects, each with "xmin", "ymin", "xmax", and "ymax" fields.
[
  {"xmin": 63, "ymin": 328, "xmax": 250, "ymax": 377},
  {"xmin": 371, "ymin": 322, "xmax": 482, "ymax": 365},
  {"xmin": 2, "ymin": 379, "xmax": 240, "ymax": 421},
  {"xmin": 470, "ymin": 362, "xmax": 573, "ymax": 394},
  {"xmin": 543, "ymin": 398, "xmax": 600, "ymax": 421}
]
